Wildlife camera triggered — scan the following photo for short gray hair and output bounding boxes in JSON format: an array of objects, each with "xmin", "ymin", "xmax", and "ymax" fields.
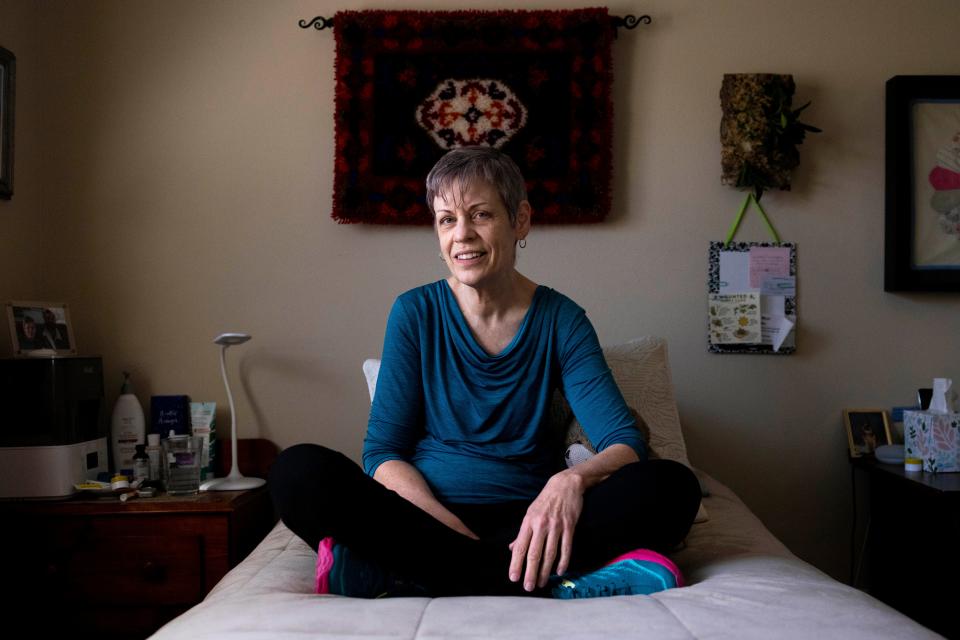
[{"xmin": 425, "ymin": 147, "xmax": 527, "ymax": 226}]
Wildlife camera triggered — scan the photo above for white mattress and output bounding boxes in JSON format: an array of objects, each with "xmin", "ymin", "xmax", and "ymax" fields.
[{"xmin": 150, "ymin": 473, "xmax": 940, "ymax": 639}]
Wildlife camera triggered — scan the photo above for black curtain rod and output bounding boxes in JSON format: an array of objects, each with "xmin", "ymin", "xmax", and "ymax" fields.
[{"xmin": 297, "ymin": 14, "xmax": 651, "ymax": 34}]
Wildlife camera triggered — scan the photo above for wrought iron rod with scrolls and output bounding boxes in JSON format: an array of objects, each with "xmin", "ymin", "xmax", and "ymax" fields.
[{"xmin": 298, "ymin": 14, "xmax": 651, "ymax": 34}]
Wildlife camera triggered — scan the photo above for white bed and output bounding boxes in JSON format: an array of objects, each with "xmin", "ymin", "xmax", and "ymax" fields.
[{"xmin": 150, "ymin": 338, "xmax": 940, "ymax": 639}]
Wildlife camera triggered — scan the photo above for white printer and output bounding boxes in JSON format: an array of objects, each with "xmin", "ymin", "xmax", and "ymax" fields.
[{"xmin": 0, "ymin": 356, "xmax": 110, "ymax": 498}]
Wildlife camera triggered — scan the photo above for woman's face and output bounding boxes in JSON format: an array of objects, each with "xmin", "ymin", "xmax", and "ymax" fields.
[
  {"xmin": 433, "ymin": 179, "xmax": 530, "ymax": 290},
  {"xmin": 23, "ymin": 321, "xmax": 36, "ymax": 339}
]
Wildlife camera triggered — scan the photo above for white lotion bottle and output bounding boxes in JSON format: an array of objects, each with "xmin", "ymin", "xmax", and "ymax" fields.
[{"xmin": 111, "ymin": 371, "xmax": 146, "ymax": 476}]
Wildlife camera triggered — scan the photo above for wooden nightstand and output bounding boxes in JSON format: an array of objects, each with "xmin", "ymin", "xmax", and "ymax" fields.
[
  {"xmin": 850, "ymin": 457, "xmax": 960, "ymax": 639},
  {"xmin": 1, "ymin": 487, "xmax": 276, "ymax": 639}
]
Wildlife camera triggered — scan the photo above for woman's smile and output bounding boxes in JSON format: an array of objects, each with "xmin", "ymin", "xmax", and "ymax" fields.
[{"xmin": 453, "ymin": 250, "xmax": 487, "ymax": 264}]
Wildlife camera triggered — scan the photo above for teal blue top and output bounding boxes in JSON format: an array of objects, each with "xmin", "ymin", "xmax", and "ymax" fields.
[{"xmin": 362, "ymin": 281, "xmax": 646, "ymax": 504}]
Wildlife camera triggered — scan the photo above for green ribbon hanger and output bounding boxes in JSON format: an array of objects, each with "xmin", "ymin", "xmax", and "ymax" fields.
[{"xmin": 724, "ymin": 192, "xmax": 781, "ymax": 246}]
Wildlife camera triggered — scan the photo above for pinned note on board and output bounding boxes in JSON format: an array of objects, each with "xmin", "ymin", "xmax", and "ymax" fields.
[{"xmin": 708, "ymin": 241, "xmax": 797, "ymax": 354}]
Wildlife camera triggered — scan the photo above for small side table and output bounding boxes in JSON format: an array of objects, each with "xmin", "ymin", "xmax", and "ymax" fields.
[
  {"xmin": 0, "ymin": 486, "xmax": 276, "ymax": 639},
  {"xmin": 850, "ymin": 456, "xmax": 960, "ymax": 639}
]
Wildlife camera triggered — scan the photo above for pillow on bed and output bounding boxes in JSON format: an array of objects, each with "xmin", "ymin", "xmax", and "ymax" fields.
[
  {"xmin": 565, "ymin": 337, "xmax": 708, "ymax": 523},
  {"xmin": 574, "ymin": 337, "xmax": 692, "ymax": 468},
  {"xmin": 362, "ymin": 358, "xmax": 380, "ymax": 402}
]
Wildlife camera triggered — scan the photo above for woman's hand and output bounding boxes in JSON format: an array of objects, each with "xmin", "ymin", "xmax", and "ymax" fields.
[
  {"xmin": 507, "ymin": 444, "xmax": 640, "ymax": 591},
  {"xmin": 508, "ymin": 470, "xmax": 584, "ymax": 591}
]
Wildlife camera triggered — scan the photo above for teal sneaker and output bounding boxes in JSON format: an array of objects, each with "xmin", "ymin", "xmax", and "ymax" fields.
[
  {"xmin": 551, "ymin": 557, "xmax": 679, "ymax": 599},
  {"xmin": 316, "ymin": 537, "xmax": 428, "ymax": 599}
]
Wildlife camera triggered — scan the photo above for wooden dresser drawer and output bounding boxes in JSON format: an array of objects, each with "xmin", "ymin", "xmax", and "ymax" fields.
[
  {"xmin": 63, "ymin": 533, "xmax": 205, "ymax": 604},
  {"xmin": 2, "ymin": 486, "xmax": 275, "ymax": 639},
  {"xmin": 30, "ymin": 513, "xmax": 228, "ymax": 605}
]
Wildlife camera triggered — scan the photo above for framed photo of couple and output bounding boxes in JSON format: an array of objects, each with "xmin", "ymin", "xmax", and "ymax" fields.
[{"xmin": 5, "ymin": 301, "xmax": 76, "ymax": 357}]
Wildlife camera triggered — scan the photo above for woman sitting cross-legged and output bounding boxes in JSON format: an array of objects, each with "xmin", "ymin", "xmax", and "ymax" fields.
[{"xmin": 269, "ymin": 146, "xmax": 701, "ymax": 598}]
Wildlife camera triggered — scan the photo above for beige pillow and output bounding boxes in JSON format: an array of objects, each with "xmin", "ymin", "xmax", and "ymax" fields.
[
  {"xmin": 564, "ymin": 337, "xmax": 691, "ymax": 467},
  {"xmin": 561, "ymin": 337, "xmax": 708, "ymax": 523}
]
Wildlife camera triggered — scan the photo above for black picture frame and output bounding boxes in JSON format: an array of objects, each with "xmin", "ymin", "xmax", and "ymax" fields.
[
  {"xmin": 884, "ymin": 75, "xmax": 960, "ymax": 292},
  {"xmin": 0, "ymin": 45, "xmax": 14, "ymax": 200}
]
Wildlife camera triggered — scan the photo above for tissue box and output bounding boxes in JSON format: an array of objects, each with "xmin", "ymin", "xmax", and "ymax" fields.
[{"xmin": 904, "ymin": 410, "xmax": 960, "ymax": 472}]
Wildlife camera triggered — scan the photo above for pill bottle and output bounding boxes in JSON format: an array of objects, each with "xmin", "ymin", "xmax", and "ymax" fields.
[{"xmin": 133, "ymin": 444, "xmax": 150, "ymax": 483}]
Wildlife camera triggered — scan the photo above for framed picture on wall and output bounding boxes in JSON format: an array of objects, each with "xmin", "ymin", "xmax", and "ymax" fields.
[
  {"xmin": 5, "ymin": 301, "xmax": 77, "ymax": 357},
  {"xmin": 0, "ymin": 45, "xmax": 14, "ymax": 200},
  {"xmin": 843, "ymin": 409, "xmax": 893, "ymax": 458},
  {"xmin": 884, "ymin": 75, "xmax": 960, "ymax": 292}
]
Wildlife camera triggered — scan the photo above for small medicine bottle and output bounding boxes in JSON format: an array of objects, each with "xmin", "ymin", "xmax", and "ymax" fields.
[
  {"xmin": 146, "ymin": 433, "xmax": 162, "ymax": 482},
  {"xmin": 133, "ymin": 444, "xmax": 150, "ymax": 483}
]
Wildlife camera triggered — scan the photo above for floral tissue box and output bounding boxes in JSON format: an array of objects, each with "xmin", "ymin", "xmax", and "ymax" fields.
[{"xmin": 904, "ymin": 410, "xmax": 960, "ymax": 472}]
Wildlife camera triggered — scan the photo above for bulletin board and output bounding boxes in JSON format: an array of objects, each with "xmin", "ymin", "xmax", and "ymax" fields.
[{"xmin": 707, "ymin": 241, "xmax": 797, "ymax": 355}]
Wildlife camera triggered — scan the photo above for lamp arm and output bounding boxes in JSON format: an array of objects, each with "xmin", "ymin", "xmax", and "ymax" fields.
[
  {"xmin": 204, "ymin": 337, "xmax": 265, "ymax": 492},
  {"xmin": 219, "ymin": 344, "xmax": 240, "ymax": 479}
]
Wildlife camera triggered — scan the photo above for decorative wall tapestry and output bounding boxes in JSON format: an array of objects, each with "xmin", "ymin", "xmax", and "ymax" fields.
[{"xmin": 332, "ymin": 9, "xmax": 614, "ymax": 225}]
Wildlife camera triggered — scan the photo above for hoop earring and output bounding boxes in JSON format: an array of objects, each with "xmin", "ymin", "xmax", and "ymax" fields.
[{"xmin": 518, "ymin": 239, "xmax": 527, "ymax": 249}]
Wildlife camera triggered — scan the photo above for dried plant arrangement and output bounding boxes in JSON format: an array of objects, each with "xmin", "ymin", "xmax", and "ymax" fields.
[{"xmin": 720, "ymin": 73, "xmax": 820, "ymax": 201}]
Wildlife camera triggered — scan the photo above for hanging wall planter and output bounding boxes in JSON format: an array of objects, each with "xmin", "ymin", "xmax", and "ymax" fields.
[{"xmin": 719, "ymin": 73, "xmax": 820, "ymax": 201}]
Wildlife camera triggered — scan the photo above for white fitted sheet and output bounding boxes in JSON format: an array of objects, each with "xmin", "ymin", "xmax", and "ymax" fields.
[{"xmin": 149, "ymin": 472, "xmax": 940, "ymax": 639}]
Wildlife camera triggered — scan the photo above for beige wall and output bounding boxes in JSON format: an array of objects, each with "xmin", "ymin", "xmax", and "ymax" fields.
[
  {"xmin": 0, "ymin": 0, "xmax": 44, "ymax": 356},
  {"xmin": 5, "ymin": 0, "xmax": 959, "ymax": 580}
]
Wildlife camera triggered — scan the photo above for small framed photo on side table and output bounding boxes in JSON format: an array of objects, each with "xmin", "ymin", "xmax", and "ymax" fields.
[
  {"xmin": 843, "ymin": 409, "xmax": 893, "ymax": 458},
  {"xmin": 5, "ymin": 301, "xmax": 77, "ymax": 357}
]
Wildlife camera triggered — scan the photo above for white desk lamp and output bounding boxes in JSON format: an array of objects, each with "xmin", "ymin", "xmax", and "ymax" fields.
[{"xmin": 203, "ymin": 332, "xmax": 266, "ymax": 491}]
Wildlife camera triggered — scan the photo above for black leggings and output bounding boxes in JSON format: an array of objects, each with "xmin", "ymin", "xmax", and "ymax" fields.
[{"xmin": 269, "ymin": 444, "xmax": 701, "ymax": 597}]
